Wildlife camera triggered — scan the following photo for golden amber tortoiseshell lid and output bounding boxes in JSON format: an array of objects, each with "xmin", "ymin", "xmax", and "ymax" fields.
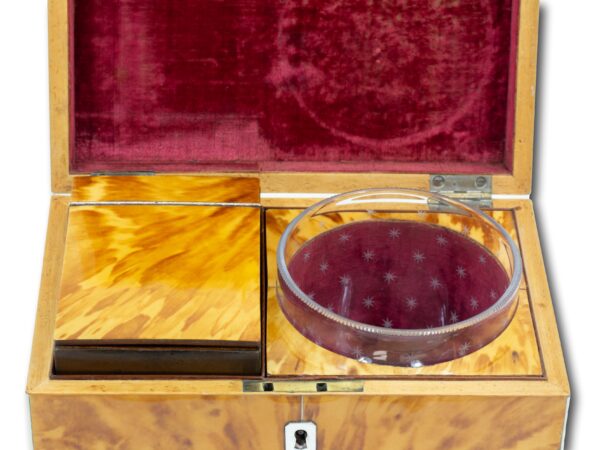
[
  {"xmin": 55, "ymin": 204, "xmax": 261, "ymax": 344},
  {"xmin": 71, "ymin": 175, "xmax": 260, "ymax": 203}
]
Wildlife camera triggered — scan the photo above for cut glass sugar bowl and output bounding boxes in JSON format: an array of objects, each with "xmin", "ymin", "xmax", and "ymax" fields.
[{"xmin": 276, "ymin": 189, "xmax": 522, "ymax": 367}]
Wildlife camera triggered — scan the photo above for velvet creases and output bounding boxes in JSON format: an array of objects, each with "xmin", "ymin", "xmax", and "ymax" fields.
[{"xmin": 71, "ymin": 0, "xmax": 520, "ymax": 173}]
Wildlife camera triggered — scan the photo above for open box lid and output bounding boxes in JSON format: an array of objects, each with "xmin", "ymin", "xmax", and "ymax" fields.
[{"xmin": 50, "ymin": 0, "xmax": 539, "ymax": 196}]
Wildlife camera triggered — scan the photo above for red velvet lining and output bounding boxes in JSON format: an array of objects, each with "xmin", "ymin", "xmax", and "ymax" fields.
[{"xmin": 70, "ymin": 0, "xmax": 520, "ymax": 174}]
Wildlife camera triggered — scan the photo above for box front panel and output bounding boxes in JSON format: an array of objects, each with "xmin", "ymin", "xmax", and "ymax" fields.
[
  {"xmin": 30, "ymin": 394, "xmax": 301, "ymax": 450},
  {"xmin": 303, "ymin": 394, "xmax": 567, "ymax": 450},
  {"xmin": 30, "ymin": 393, "xmax": 567, "ymax": 450}
]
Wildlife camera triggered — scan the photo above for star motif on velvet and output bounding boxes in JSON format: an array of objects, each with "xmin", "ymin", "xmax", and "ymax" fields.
[
  {"xmin": 436, "ymin": 235, "xmax": 448, "ymax": 246},
  {"xmin": 362, "ymin": 296, "xmax": 375, "ymax": 309},
  {"xmin": 352, "ymin": 346, "xmax": 363, "ymax": 358},
  {"xmin": 449, "ymin": 311, "xmax": 459, "ymax": 323},
  {"xmin": 413, "ymin": 250, "xmax": 425, "ymax": 263},
  {"xmin": 430, "ymin": 277, "xmax": 442, "ymax": 290},
  {"xmin": 403, "ymin": 352, "xmax": 419, "ymax": 363},
  {"xmin": 470, "ymin": 297, "xmax": 479, "ymax": 310},
  {"xmin": 383, "ymin": 272, "xmax": 397, "ymax": 284},
  {"xmin": 456, "ymin": 266, "xmax": 467, "ymax": 278},
  {"xmin": 339, "ymin": 232, "xmax": 351, "ymax": 243},
  {"xmin": 319, "ymin": 261, "xmax": 329, "ymax": 273},
  {"xmin": 458, "ymin": 341, "xmax": 472, "ymax": 356},
  {"xmin": 489, "ymin": 289, "xmax": 498, "ymax": 300},
  {"xmin": 405, "ymin": 296, "xmax": 418, "ymax": 311},
  {"xmin": 479, "ymin": 254, "xmax": 487, "ymax": 264},
  {"xmin": 303, "ymin": 251, "xmax": 311, "ymax": 261},
  {"xmin": 326, "ymin": 303, "xmax": 335, "ymax": 312},
  {"xmin": 362, "ymin": 249, "xmax": 375, "ymax": 262},
  {"xmin": 339, "ymin": 274, "xmax": 351, "ymax": 285},
  {"xmin": 307, "ymin": 292, "xmax": 316, "ymax": 300},
  {"xmin": 383, "ymin": 318, "xmax": 393, "ymax": 328},
  {"xmin": 303, "ymin": 324, "xmax": 314, "ymax": 337},
  {"xmin": 388, "ymin": 228, "xmax": 401, "ymax": 239}
]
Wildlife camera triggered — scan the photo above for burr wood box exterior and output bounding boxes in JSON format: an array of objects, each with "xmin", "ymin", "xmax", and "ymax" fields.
[{"xmin": 28, "ymin": 0, "xmax": 569, "ymax": 449}]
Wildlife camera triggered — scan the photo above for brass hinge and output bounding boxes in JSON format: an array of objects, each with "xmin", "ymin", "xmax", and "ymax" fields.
[
  {"xmin": 429, "ymin": 175, "xmax": 492, "ymax": 208},
  {"xmin": 243, "ymin": 380, "xmax": 364, "ymax": 393}
]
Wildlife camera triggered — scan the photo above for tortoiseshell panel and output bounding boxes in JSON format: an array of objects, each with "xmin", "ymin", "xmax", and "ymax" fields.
[
  {"xmin": 72, "ymin": 175, "xmax": 260, "ymax": 203},
  {"xmin": 55, "ymin": 205, "xmax": 261, "ymax": 342},
  {"xmin": 267, "ymin": 288, "xmax": 541, "ymax": 376},
  {"xmin": 265, "ymin": 208, "xmax": 541, "ymax": 377}
]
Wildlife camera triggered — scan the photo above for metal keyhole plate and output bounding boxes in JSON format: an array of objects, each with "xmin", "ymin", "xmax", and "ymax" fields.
[{"xmin": 285, "ymin": 422, "xmax": 317, "ymax": 450}]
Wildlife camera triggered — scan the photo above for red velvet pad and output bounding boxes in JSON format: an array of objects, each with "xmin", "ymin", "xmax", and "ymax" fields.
[
  {"xmin": 288, "ymin": 221, "xmax": 509, "ymax": 330},
  {"xmin": 71, "ymin": 0, "xmax": 519, "ymax": 173}
]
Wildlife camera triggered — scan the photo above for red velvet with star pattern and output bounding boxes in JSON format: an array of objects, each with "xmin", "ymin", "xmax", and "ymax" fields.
[
  {"xmin": 70, "ymin": 0, "xmax": 520, "ymax": 174},
  {"xmin": 287, "ymin": 221, "xmax": 509, "ymax": 330},
  {"xmin": 277, "ymin": 219, "xmax": 516, "ymax": 366}
]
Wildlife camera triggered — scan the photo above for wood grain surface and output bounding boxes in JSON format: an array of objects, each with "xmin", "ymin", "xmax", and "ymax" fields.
[
  {"xmin": 28, "ymin": 196, "xmax": 70, "ymax": 392},
  {"xmin": 29, "ymin": 394, "xmax": 565, "ymax": 450},
  {"xmin": 55, "ymin": 204, "xmax": 261, "ymax": 342},
  {"xmin": 303, "ymin": 394, "xmax": 566, "ymax": 450},
  {"xmin": 49, "ymin": 0, "xmax": 70, "ymax": 193},
  {"xmin": 71, "ymin": 175, "xmax": 260, "ymax": 203},
  {"xmin": 265, "ymin": 208, "xmax": 541, "ymax": 377},
  {"xmin": 512, "ymin": 200, "xmax": 570, "ymax": 395},
  {"xmin": 30, "ymin": 395, "xmax": 301, "ymax": 450}
]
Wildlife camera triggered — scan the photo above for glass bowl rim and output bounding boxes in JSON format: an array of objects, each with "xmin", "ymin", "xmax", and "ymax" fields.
[{"xmin": 276, "ymin": 188, "xmax": 523, "ymax": 337}]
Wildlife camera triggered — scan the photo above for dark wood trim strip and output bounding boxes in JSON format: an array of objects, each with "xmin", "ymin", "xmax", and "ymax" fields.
[{"xmin": 54, "ymin": 344, "xmax": 261, "ymax": 376}]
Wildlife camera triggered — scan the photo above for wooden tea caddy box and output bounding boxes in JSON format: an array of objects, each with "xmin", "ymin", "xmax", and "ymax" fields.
[{"xmin": 28, "ymin": 0, "xmax": 570, "ymax": 448}]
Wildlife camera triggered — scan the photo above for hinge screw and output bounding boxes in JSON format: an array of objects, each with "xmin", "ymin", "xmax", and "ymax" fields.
[
  {"xmin": 432, "ymin": 175, "xmax": 445, "ymax": 188},
  {"xmin": 475, "ymin": 176, "xmax": 488, "ymax": 189}
]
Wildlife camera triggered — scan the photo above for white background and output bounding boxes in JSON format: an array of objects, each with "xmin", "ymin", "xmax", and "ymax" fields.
[{"xmin": 0, "ymin": 0, "xmax": 597, "ymax": 448}]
